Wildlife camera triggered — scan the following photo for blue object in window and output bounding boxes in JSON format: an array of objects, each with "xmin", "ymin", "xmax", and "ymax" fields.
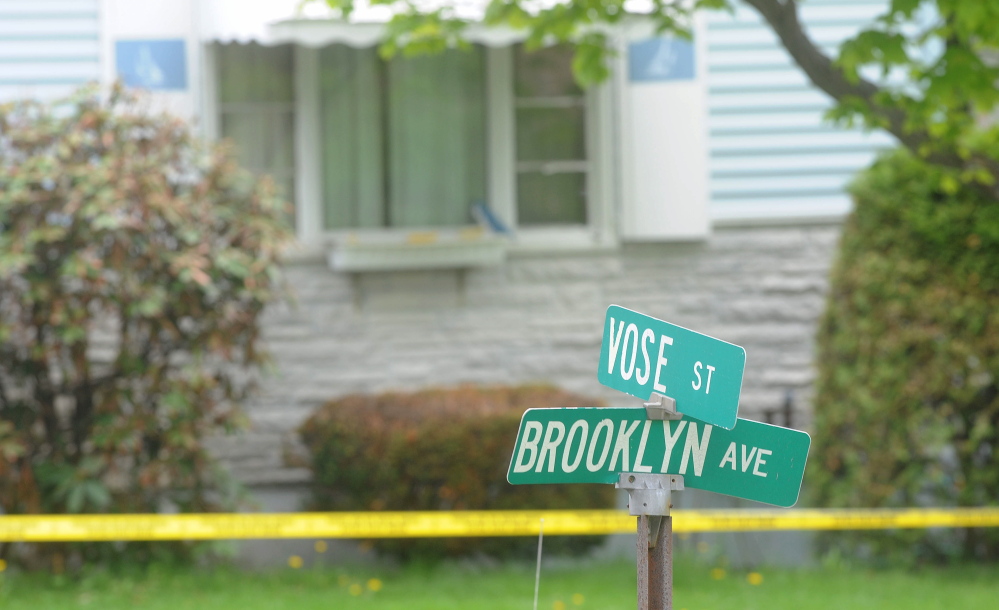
[
  {"xmin": 471, "ymin": 201, "xmax": 512, "ymax": 235},
  {"xmin": 628, "ymin": 38, "xmax": 695, "ymax": 82},
  {"xmin": 115, "ymin": 39, "xmax": 187, "ymax": 90}
]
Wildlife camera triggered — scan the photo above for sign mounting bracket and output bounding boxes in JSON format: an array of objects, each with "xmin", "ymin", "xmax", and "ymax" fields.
[
  {"xmin": 616, "ymin": 473, "xmax": 684, "ymax": 547},
  {"xmin": 644, "ymin": 393, "xmax": 682, "ymax": 421}
]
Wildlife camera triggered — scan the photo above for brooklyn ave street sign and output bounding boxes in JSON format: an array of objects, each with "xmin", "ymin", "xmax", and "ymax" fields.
[
  {"xmin": 507, "ymin": 407, "xmax": 810, "ymax": 507},
  {"xmin": 598, "ymin": 305, "xmax": 746, "ymax": 430}
]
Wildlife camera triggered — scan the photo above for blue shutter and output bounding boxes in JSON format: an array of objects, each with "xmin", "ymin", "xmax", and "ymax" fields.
[
  {"xmin": 0, "ymin": 0, "xmax": 101, "ymax": 102},
  {"xmin": 706, "ymin": 0, "xmax": 894, "ymax": 221}
]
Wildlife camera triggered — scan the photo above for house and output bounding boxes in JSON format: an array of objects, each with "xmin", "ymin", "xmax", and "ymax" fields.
[{"xmin": 2, "ymin": 0, "xmax": 893, "ymax": 505}]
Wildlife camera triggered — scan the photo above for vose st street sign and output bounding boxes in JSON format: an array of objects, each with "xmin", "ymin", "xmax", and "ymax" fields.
[{"xmin": 598, "ymin": 305, "xmax": 746, "ymax": 430}]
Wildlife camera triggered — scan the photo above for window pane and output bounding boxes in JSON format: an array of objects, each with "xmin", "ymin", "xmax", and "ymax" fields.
[
  {"xmin": 319, "ymin": 46, "xmax": 487, "ymax": 230},
  {"xmin": 215, "ymin": 43, "xmax": 296, "ymax": 227},
  {"xmin": 386, "ymin": 48, "xmax": 487, "ymax": 228},
  {"xmin": 217, "ymin": 43, "xmax": 293, "ymax": 103},
  {"xmin": 514, "ymin": 44, "xmax": 581, "ymax": 98},
  {"xmin": 516, "ymin": 106, "xmax": 585, "ymax": 161},
  {"xmin": 320, "ymin": 46, "xmax": 385, "ymax": 230},
  {"xmin": 514, "ymin": 43, "xmax": 588, "ymax": 228},
  {"xmin": 220, "ymin": 111, "xmax": 294, "ymax": 174},
  {"xmin": 517, "ymin": 172, "xmax": 587, "ymax": 225}
]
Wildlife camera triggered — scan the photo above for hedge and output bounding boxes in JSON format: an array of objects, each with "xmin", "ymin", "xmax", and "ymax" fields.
[
  {"xmin": 299, "ymin": 384, "xmax": 616, "ymax": 560},
  {"xmin": 810, "ymin": 150, "xmax": 999, "ymax": 562}
]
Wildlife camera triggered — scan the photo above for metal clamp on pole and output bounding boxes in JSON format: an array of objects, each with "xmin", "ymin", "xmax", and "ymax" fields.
[
  {"xmin": 644, "ymin": 393, "xmax": 682, "ymax": 421},
  {"xmin": 616, "ymin": 473, "xmax": 684, "ymax": 547}
]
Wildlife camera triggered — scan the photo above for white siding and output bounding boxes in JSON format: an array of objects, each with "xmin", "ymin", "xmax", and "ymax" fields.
[
  {"xmin": 0, "ymin": 0, "xmax": 101, "ymax": 102},
  {"xmin": 706, "ymin": 0, "xmax": 893, "ymax": 222}
]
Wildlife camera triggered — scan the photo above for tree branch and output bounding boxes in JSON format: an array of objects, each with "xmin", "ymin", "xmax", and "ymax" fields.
[
  {"xmin": 742, "ymin": 1, "xmax": 876, "ymax": 99},
  {"xmin": 741, "ymin": 0, "xmax": 950, "ymax": 166}
]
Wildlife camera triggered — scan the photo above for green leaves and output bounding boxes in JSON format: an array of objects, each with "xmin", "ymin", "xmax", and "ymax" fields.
[
  {"xmin": 812, "ymin": 150, "xmax": 999, "ymax": 560},
  {"xmin": 66, "ymin": 480, "xmax": 112, "ymax": 514},
  {"xmin": 381, "ymin": 11, "xmax": 470, "ymax": 58},
  {"xmin": 133, "ymin": 286, "xmax": 168, "ymax": 317},
  {"xmin": 825, "ymin": 0, "xmax": 999, "ymax": 189},
  {"xmin": 0, "ymin": 421, "xmax": 25, "ymax": 462},
  {"xmin": 35, "ymin": 461, "xmax": 112, "ymax": 513},
  {"xmin": 890, "ymin": 0, "xmax": 922, "ymax": 19},
  {"xmin": 322, "ymin": 0, "xmax": 693, "ymax": 87},
  {"xmin": 310, "ymin": 0, "xmax": 999, "ymax": 192},
  {"xmin": 572, "ymin": 33, "xmax": 612, "ymax": 87},
  {"xmin": 838, "ymin": 30, "xmax": 910, "ymax": 82}
]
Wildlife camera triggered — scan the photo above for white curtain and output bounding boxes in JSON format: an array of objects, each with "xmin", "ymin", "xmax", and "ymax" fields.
[
  {"xmin": 386, "ymin": 47, "xmax": 486, "ymax": 227},
  {"xmin": 320, "ymin": 45, "xmax": 487, "ymax": 230},
  {"xmin": 215, "ymin": 43, "xmax": 296, "ymax": 214},
  {"xmin": 320, "ymin": 45, "xmax": 385, "ymax": 229}
]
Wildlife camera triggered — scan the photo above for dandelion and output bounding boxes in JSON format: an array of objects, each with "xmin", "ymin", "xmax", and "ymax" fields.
[
  {"xmin": 747, "ymin": 572, "xmax": 764, "ymax": 586},
  {"xmin": 288, "ymin": 555, "xmax": 304, "ymax": 569},
  {"xmin": 367, "ymin": 578, "xmax": 383, "ymax": 592},
  {"xmin": 349, "ymin": 583, "xmax": 364, "ymax": 596},
  {"xmin": 710, "ymin": 567, "xmax": 726, "ymax": 580},
  {"xmin": 553, "ymin": 601, "xmax": 566, "ymax": 610},
  {"xmin": 571, "ymin": 593, "xmax": 585, "ymax": 605},
  {"xmin": 0, "ymin": 559, "xmax": 6, "ymax": 572},
  {"xmin": 315, "ymin": 541, "xmax": 328, "ymax": 553}
]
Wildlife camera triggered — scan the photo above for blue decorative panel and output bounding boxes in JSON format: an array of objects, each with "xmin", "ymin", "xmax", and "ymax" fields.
[
  {"xmin": 628, "ymin": 38, "xmax": 695, "ymax": 82},
  {"xmin": 115, "ymin": 39, "xmax": 187, "ymax": 90}
]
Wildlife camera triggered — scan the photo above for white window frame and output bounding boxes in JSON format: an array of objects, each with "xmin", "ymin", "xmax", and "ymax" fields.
[
  {"xmin": 294, "ymin": 45, "xmax": 323, "ymax": 246},
  {"xmin": 484, "ymin": 46, "xmax": 617, "ymax": 253}
]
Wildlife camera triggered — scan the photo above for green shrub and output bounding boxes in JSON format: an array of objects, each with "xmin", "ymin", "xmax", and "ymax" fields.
[
  {"xmin": 0, "ymin": 85, "xmax": 289, "ymax": 569},
  {"xmin": 299, "ymin": 384, "xmax": 616, "ymax": 560},
  {"xmin": 811, "ymin": 150, "xmax": 999, "ymax": 562}
]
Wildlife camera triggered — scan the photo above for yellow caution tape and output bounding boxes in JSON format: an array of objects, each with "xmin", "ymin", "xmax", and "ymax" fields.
[{"xmin": 2, "ymin": 508, "xmax": 999, "ymax": 542}]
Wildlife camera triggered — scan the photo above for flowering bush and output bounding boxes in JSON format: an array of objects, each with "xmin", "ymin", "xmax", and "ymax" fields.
[{"xmin": 0, "ymin": 85, "xmax": 289, "ymax": 567}]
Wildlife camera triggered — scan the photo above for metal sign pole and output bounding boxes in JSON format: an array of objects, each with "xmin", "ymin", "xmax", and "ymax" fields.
[
  {"xmin": 624, "ymin": 394, "xmax": 684, "ymax": 610},
  {"xmin": 649, "ymin": 515, "xmax": 672, "ymax": 610},
  {"xmin": 637, "ymin": 514, "xmax": 650, "ymax": 610},
  {"xmin": 617, "ymin": 473, "xmax": 683, "ymax": 610}
]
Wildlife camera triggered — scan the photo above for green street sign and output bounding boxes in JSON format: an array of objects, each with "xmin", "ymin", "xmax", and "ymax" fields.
[
  {"xmin": 598, "ymin": 305, "xmax": 746, "ymax": 430},
  {"xmin": 507, "ymin": 407, "xmax": 810, "ymax": 507}
]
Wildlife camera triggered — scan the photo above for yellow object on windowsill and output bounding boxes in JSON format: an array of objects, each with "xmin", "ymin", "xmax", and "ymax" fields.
[{"xmin": 326, "ymin": 226, "xmax": 507, "ymax": 272}]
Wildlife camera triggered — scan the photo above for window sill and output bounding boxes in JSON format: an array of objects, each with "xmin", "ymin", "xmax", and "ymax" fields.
[{"xmin": 325, "ymin": 227, "xmax": 508, "ymax": 272}]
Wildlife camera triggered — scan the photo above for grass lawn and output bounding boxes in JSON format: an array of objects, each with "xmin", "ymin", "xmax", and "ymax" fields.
[{"xmin": 1, "ymin": 555, "xmax": 997, "ymax": 610}]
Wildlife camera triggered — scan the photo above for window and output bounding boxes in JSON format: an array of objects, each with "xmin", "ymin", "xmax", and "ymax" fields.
[
  {"xmin": 513, "ymin": 44, "xmax": 588, "ymax": 226},
  {"xmin": 319, "ymin": 45, "xmax": 486, "ymax": 230},
  {"xmin": 215, "ymin": 44, "xmax": 296, "ymax": 215},
  {"xmin": 213, "ymin": 40, "xmax": 608, "ymax": 261},
  {"xmin": 317, "ymin": 42, "xmax": 592, "ymax": 234}
]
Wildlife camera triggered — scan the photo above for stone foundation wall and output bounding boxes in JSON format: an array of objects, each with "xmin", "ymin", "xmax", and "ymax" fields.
[{"xmin": 211, "ymin": 222, "xmax": 842, "ymax": 486}]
